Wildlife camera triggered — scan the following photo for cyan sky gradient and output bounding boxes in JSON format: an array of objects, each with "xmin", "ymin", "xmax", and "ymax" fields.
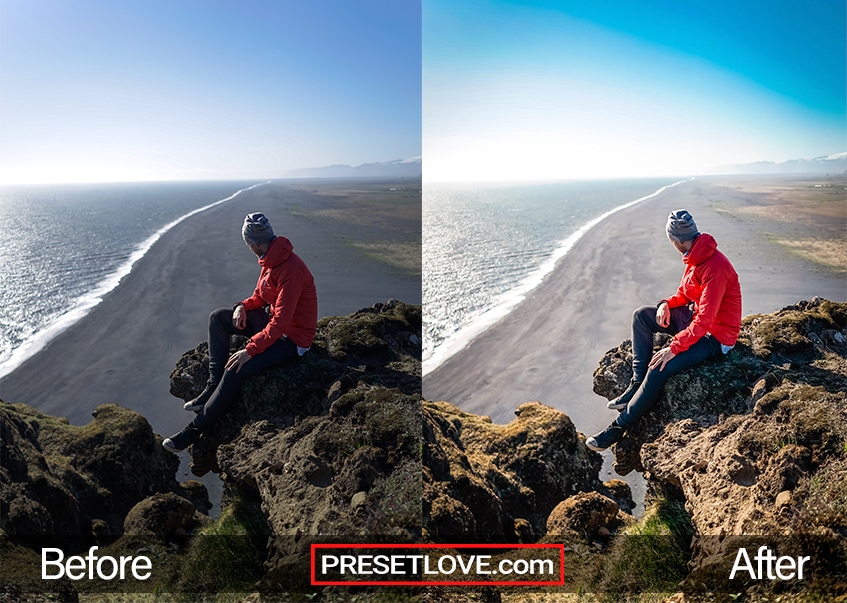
[
  {"xmin": 424, "ymin": 0, "xmax": 846, "ymax": 181},
  {"xmin": 0, "ymin": 0, "xmax": 421, "ymax": 184}
]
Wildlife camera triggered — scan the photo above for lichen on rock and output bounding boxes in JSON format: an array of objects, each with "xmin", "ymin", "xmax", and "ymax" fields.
[
  {"xmin": 593, "ymin": 298, "xmax": 847, "ymax": 597},
  {"xmin": 0, "ymin": 402, "xmax": 193, "ymax": 538},
  {"xmin": 167, "ymin": 300, "xmax": 422, "ymax": 591},
  {"xmin": 422, "ymin": 399, "xmax": 605, "ymax": 541}
]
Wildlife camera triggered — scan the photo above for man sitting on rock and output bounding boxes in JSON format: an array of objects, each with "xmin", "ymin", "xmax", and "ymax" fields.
[
  {"xmin": 586, "ymin": 209, "xmax": 742, "ymax": 451},
  {"xmin": 163, "ymin": 212, "xmax": 318, "ymax": 453}
]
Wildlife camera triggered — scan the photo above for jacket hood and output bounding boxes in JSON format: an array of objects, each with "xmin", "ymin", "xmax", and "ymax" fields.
[
  {"xmin": 258, "ymin": 236, "xmax": 293, "ymax": 268},
  {"xmin": 684, "ymin": 233, "xmax": 717, "ymax": 266}
]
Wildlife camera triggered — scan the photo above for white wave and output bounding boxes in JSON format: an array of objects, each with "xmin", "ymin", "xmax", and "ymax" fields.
[
  {"xmin": 422, "ymin": 179, "xmax": 691, "ymax": 376},
  {"xmin": 0, "ymin": 182, "xmax": 268, "ymax": 380}
]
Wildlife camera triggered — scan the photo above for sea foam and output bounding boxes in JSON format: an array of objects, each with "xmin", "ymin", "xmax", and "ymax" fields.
[
  {"xmin": 423, "ymin": 179, "xmax": 689, "ymax": 376},
  {"xmin": 0, "ymin": 182, "xmax": 267, "ymax": 380}
]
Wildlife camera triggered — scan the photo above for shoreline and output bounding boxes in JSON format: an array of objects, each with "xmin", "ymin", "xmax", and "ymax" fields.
[
  {"xmin": 0, "ymin": 182, "xmax": 268, "ymax": 381},
  {"xmin": 0, "ymin": 178, "xmax": 420, "ymax": 516},
  {"xmin": 422, "ymin": 175, "xmax": 844, "ymax": 514},
  {"xmin": 423, "ymin": 178, "xmax": 689, "ymax": 375},
  {"xmin": 0, "ymin": 180, "xmax": 421, "ymax": 437},
  {"xmin": 423, "ymin": 174, "xmax": 845, "ymax": 427}
]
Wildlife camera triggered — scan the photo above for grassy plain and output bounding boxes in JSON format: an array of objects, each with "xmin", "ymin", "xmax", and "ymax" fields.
[
  {"xmin": 285, "ymin": 178, "xmax": 422, "ymax": 276},
  {"xmin": 710, "ymin": 176, "xmax": 846, "ymax": 274}
]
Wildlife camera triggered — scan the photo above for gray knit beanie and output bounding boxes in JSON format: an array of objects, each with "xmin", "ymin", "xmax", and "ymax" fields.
[
  {"xmin": 666, "ymin": 209, "xmax": 699, "ymax": 243},
  {"xmin": 242, "ymin": 213, "xmax": 275, "ymax": 246}
]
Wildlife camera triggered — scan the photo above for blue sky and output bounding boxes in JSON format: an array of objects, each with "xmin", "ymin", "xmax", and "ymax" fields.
[
  {"xmin": 424, "ymin": 0, "xmax": 846, "ymax": 181},
  {"xmin": 0, "ymin": 0, "xmax": 421, "ymax": 184}
]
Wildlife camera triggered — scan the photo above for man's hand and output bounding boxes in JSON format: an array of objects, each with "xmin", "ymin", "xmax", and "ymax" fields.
[
  {"xmin": 233, "ymin": 304, "xmax": 247, "ymax": 330},
  {"xmin": 649, "ymin": 347, "xmax": 676, "ymax": 372},
  {"xmin": 656, "ymin": 302, "xmax": 671, "ymax": 328},
  {"xmin": 225, "ymin": 349, "xmax": 251, "ymax": 373}
]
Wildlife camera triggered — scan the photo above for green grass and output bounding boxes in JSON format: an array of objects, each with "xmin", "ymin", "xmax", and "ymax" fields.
[
  {"xmin": 592, "ymin": 496, "xmax": 693, "ymax": 600},
  {"xmin": 497, "ymin": 496, "xmax": 694, "ymax": 603},
  {"xmin": 347, "ymin": 239, "xmax": 421, "ymax": 276},
  {"xmin": 167, "ymin": 494, "xmax": 270, "ymax": 599}
]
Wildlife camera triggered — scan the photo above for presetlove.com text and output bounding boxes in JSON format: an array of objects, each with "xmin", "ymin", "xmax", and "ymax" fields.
[{"xmin": 311, "ymin": 544, "xmax": 565, "ymax": 586}]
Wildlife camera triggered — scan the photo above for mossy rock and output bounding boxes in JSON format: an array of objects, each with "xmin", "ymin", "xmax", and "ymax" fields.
[{"xmin": 1, "ymin": 402, "xmax": 182, "ymax": 537}]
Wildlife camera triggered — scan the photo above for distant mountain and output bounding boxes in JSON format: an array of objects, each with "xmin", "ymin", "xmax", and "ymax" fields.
[
  {"xmin": 284, "ymin": 157, "xmax": 421, "ymax": 179},
  {"xmin": 711, "ymin": 152, "xmax": 847, "ymax": 175}
]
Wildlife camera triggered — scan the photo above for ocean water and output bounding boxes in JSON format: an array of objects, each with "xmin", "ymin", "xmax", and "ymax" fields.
[
  {"xmin": 0, "ymin": 180, "xmax": 263, "ymax": 379},
  {"xmin": 423, "ymin": 178, "xmax": 684, "ymax": 374}
]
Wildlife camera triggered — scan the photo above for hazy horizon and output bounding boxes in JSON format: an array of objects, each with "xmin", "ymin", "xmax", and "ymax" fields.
[{"xmin": 0, "ymin": 158, "xmax": 423, "ymax": 188}]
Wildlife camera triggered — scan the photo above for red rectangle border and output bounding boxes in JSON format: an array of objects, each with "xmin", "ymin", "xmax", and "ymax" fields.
[{"xmin": 310, "ymin": 543, "xmax": 565, "ymax": 586}]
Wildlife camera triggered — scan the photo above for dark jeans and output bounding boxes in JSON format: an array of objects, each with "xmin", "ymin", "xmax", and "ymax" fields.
[
  {"xmin": 193, "ymin": 307, "xmax": 298, "ymax": 431},
  {"xmin": 617, "ymin": 305, "xmax": 723, "ymax": 429}
]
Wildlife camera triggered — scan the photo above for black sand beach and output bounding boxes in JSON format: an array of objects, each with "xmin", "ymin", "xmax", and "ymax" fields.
[
  {"xmin": 0, "ymin": 179, "xmax": 421, "ymax": 442},
  {"xmin": 423, "ymin": 176, "xmax": 846, "ymax": 437}
]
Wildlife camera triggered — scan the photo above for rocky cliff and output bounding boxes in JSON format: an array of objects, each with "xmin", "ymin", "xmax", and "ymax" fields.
[
  {"xmin": 423, "ymin": 400, "xmax": 610, "ymax": 541},
  {"xmin": 169, "ymin": 300, "xmax": 422, "ymax": 592},
  {"xmin": 0, "ymin": 402, "xmax": 204, "ymax": 539},
  {"xmin": 594, "ymin": 297, "xmax": 847, "ymax": 598},
  {"xmin": 3, "ymin": 298, "xmax": 843, "ymax": 599},
  {"xmin": 422, "ymin": 299, "xmax": 846, "ymax": 600},
  {"xmin": 1, "ymin": 300, "xmax": 421, "ymax": 598}
]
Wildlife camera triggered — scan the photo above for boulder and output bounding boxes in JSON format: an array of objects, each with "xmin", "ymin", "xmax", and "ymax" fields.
[
  {"xmin": 546, "ymin": 491, "xmax": 626, "ymax": 541},
  {"xmin": 123, "ymin": 492, "xmax": 209, "ymax": 537},
  {"xmin": 0, "ymin": 402, "xmax": 190, "ymax": 537},
  {"xmin": 422, "ymin": 399, "xmax": 602, "ymax": 540}
]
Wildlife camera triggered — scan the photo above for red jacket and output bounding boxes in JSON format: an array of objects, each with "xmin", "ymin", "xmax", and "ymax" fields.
[
  {"xmin": 240, "ymin": 236, "xmax": 318, "ymax": 356},
  {"xmin": 664, "ymin": 233, "xmax": 741, "ymax": 354}
]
